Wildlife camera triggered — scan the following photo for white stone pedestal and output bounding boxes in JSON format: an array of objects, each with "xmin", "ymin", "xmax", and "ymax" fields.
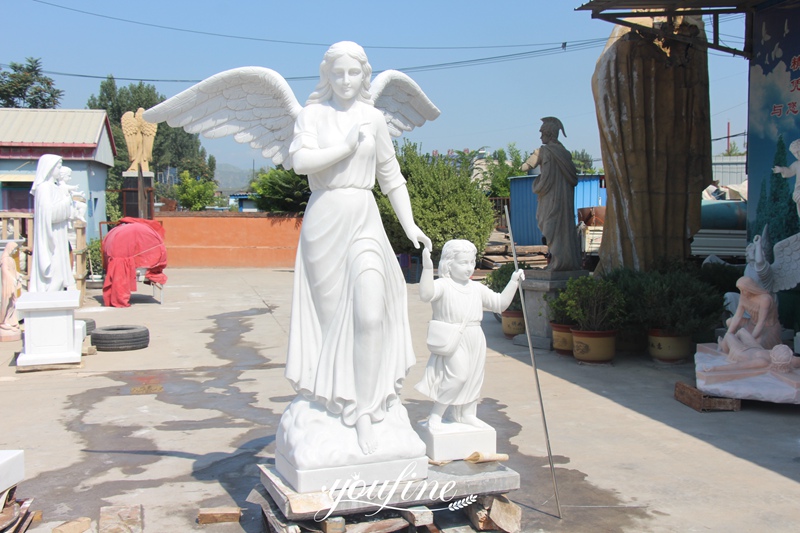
[
  {"xmin": 415, "ymin": 421, "xmax": 496, "ymax": 462},
  {"xmin": 520, "ymin": 269, "xmax": 588, "ymax": 349},
  {"xmin": 16, "ymin": 291, "xmax": 84, "ymax": 367},
  {"xmin": 0, "ymin": 450, "xmax": 24, "ymax": 494}
]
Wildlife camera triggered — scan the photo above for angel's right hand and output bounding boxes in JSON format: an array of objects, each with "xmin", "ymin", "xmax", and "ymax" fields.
[{"xmin": 345, "ymin": 123, "xmax": 361, "ymax": 152}]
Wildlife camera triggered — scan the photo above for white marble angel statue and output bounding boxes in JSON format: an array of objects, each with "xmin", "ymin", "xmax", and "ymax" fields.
[{"xmin": 144, "ymin": 42, "xmax": 440, "ymax": 481}]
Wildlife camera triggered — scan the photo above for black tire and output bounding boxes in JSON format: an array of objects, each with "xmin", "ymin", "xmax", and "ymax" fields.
[
  {"xmin": 77, "ymin": 318, "xmax": 96, "ymax": 335},
  {"xmin": 91, "ymin": 325, "xmax": 149, "ymax": 352}
]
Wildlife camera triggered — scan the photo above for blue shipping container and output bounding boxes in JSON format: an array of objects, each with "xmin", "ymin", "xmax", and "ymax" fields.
[{"xmin": 508, "ymin": 174, "xmax": 607, "ymax": 246}]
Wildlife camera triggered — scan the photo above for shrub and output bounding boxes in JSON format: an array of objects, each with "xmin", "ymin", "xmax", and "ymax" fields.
[
  {"xmin": 249, "ymin": 166, "xmax": 310, "ymax": 214},
  {"xmin": 87, "ymin": 238, "xmax": 103, "ymax": 275},
  {"xmin": 543, "ymin": 290, "xmax": 575, "ymax": 325},
  {"xmin": 637, "ymin": 270, "xmax": 725, "ymax": 336},
  {"xmin": 562, "ymin": 275, "xmax": 625, "ymax": 331},
  {"xmin": 375, "ymin": 140, "xmax": 495, "ymax": 261}
]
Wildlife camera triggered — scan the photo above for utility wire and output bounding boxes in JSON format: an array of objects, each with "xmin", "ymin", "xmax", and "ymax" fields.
[
  {"xmin": 32, "ymin": 0, "xmax": 605, "ymax": 51},
  {"xmin": 1, "ymin": 39, "xmax": 607, "ymax": 83}
]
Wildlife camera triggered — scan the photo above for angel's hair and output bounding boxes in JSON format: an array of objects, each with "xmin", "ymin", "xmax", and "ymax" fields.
[
  {"xmin": 438, "ymin": 239, "xmax": 477, "ymax": 279},
  {"xmin": 307, "ymin": 41, "xmax": 373, "ymax": 105},
  {"xmin": 790, "ymin": 139, "xmax": 800, "ymax": 156}
]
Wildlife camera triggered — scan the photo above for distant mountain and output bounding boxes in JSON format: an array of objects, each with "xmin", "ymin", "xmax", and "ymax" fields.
[{"xmin": 215, "ymin": 163, "xmax": 254, "ymax": 192}]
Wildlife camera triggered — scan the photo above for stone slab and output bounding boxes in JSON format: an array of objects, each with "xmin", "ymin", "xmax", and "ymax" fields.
[
  {"xmin": 99, "ymin": 505, "xmax": 143, "ymax": 533},
  {"xmin": 520, "ymin": 271, "xmax": 588, "ymax": 344},
  {"xmin": 0, "ymin": 450, "xmax": 24, "ymax": 494},
  {"xmin": 415, "ymin": 421, "xmax": 496, "ymax": 462},
  {"xmin": 275, "ymin": 450, "xmax": 428, "ymax": 494},
  {"xmin": 260, "ymin": 460, "xmax": 520, "ymax": 521}
]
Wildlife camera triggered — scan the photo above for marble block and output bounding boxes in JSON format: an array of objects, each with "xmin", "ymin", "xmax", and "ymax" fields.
[
  {"xmin": 260, "ymin": 460, "xmax": 520, "ymax": 521},
  {"xmin": 416, "ymin": 420, "xmax": 496, "ymax": 462},
  {"xmin": 276, "ymin": 451, "xmax": 428, "ymax": 495},
  {"xmin": 0, "ymin": 450, "xmax": 24, "ymax": 493},
  {"xmin": 16, "ymin": 291, "xmax": 83, "ymax": 367}
]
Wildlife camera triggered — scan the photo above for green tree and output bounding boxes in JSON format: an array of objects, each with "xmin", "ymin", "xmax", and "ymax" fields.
[
  {"xmin": 571, "ymin": 149, "xmax": 595, "ymax": 174},
  {"xmin": 176, "ymin": 171, "xmax": 216, "ymax": 211},
  {"xmin": 720, "ymin": 141, "xmax": 746, "ymax": 156},
  {"xmin": 0, "ymin": 58, "xmax": 63, "ymax": 108},
  {"xmin": 249, "ymin": 166, "xmax": 310, "ymax": 214},
  {"xmin": 481, "ymin": 143, "xmax": 526, "ymax": 197},
  {"xmin": 376, "ymin": 140, "xmax": 495, "ymax": 260}
]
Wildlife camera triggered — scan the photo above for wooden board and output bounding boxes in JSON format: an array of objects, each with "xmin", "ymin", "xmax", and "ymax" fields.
[{"xmin": 674, "ymin": 382, "xmax": 741, "ymax": 412}]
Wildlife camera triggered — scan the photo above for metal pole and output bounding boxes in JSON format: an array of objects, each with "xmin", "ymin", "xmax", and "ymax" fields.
[{"xmin": 504, "ymin": 205, "xmax": 562, "ymax": 518}]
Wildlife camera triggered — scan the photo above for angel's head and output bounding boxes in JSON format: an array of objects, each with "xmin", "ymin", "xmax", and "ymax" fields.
[{"xmin": 308, "ymin": 41, "xmax": 373, "ymax": 106}]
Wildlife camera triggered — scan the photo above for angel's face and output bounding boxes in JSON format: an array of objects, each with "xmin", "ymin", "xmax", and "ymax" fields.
[{"xmin": 328, "ymin": 55, "xmax": 365, "ymax": 103}]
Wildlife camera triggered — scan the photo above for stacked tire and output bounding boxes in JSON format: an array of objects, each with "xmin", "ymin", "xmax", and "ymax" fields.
[{"xmin": 91, "ymin": 325, "xmax": 150, "ymax": 352}]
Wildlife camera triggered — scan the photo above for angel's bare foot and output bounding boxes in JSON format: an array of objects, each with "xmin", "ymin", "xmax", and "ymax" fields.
[{"xmin": 356, "ymin": 415, "xmax": 377, "ymax": 455}]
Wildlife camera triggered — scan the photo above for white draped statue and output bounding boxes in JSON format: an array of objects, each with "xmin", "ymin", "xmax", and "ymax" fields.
[{"xmin": 29, "ymin": 154, "xmax": 77, "ymax": 293}]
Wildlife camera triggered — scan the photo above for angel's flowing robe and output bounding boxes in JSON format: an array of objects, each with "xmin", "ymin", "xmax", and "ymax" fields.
[
  {"xmin": 284, "ymin": 101, "xmax": 415, "ymax": 427},
  {"xmin": 30, "ymin": 179, "xmax": 75, "ymax": 292}
]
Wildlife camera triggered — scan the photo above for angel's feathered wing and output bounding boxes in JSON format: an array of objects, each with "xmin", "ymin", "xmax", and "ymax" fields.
[
  {"xmin": 370, "ymin": 70, "xmax": 440, "ymax": 137},
  {"xmin": 142, "ymin": 67, "xmax": 302, "ymax": 168},
  {"xmin": 771, "ymin": 232, "xmax": 800, "ymax": 292}
]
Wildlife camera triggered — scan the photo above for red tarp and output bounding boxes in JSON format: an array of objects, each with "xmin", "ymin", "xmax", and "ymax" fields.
[{"xmin": 102, "ymin": 217, "xmax": 167, "ymax": 307}]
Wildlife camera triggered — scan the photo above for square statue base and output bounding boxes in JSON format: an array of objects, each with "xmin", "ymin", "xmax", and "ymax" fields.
[
  {"xmin": 275, "ymin": 451, "xmax": 428, "ymax": 494},
  {"xmin": 260, "ymin": 460, "xmax": 520, "ymax": 521},
  {"xmin": 415, "ymin": 421, "xmax": 495, "ymax": 462},
  {"xmin": 16, "ymin": 291, "xmax": 84, "ymax": 367},
  {"xmin": 520, "ymin": 270, "xmax": 588, "ymax": 350},
  {"xmin": 0, "ymin": 450, "xmax": 24, "ymax": 494}
]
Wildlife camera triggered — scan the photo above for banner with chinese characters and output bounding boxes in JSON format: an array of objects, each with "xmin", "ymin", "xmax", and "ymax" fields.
[{"xmin": 747, "ymin": 1, "xmax": 800, "ymax": 243}]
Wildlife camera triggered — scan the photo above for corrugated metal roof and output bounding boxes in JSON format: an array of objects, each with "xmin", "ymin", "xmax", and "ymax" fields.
[
  {"xmin": 0, "ymin": 108, "xmax": 110, "ymax": 146},
  {"xmin": 577, "ymin": 1, "xmax": 775, "ymax": 13}
]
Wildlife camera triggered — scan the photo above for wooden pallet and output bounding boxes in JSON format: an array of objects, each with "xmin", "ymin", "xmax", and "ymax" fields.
[{"xmin": 674, "ymin": 382, "xmax": 741, "ymax": 412}]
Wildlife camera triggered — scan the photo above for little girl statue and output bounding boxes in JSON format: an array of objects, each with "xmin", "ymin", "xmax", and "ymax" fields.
[{"xmin": 415, "ymin": 239, "xmax": 524, "ymax": 429}]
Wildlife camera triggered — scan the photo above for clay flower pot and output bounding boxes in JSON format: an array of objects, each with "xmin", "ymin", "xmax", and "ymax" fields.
[
  {"xmin": 570, "ymin": 329, "xmax": 617, "ymax": 363},
  {"xmin": 501, "ymin": 310, "xmax": 525, "ymax": 338},
  {"xmin": 648, "ymin": 329, "xmax": 693, "ymax": 363},
  {"xmin": 549, "ymin": 322, "xmax": 574, "ymax": 356}
]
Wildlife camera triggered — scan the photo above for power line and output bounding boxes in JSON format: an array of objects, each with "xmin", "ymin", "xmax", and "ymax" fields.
[
  {"xmin": 32, "ymin": 0, "xmax": 605, "ymax": 51},
  {"xmin": 1, "ymin": 39, "xmax": 607, "ymax": 84}
]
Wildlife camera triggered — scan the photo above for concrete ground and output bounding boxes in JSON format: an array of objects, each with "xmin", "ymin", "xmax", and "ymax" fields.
[{"xmin": 1, "ymin": 268, "xmax": 799, "ymax": 532}]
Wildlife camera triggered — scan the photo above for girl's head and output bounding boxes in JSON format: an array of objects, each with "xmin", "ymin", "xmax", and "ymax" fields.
[
  {"xmin": 438, "ymin": 239, "xmax": 477, "ymax": 279},
  {"xmin": 307, "ymin": 41, "xmax": 373, "ymax": 105}
]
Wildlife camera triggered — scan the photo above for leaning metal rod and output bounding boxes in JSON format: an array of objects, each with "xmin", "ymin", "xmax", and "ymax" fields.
[{"xmin": 504, "ymin": 205, "xmax": 562, "ymax": 519}]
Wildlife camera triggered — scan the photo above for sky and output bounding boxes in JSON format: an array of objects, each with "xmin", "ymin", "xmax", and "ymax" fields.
[{"xmin": 3, "ymin": 0, "xmax": 751, "ymax": 172}]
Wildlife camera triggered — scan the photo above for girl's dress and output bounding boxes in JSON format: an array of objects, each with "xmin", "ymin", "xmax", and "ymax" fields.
[{"xmin": 415, "ymin": 277, "xmax": 504, "ymax": 406}]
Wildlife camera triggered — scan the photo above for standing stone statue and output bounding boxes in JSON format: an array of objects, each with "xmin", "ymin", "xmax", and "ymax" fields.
[
  {"xmin": 0, "ymin": 242, "xmax": 22, "ymax": 341},
  {"xmin": 121, "ymin": 107, "xmax": 158, "ymax": 173},
  {"xmin": 521, "ymin": 117, "xmax": 582, "ymax": 271},
  {"xmin": 29, "ymin": 154, "xmax": 78, "ymax": 293},
  {"xmin": 144, "ymin": 41, "xmax": 440, "ymax": 492}
]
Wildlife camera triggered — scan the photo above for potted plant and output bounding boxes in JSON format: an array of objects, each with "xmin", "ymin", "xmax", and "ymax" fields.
[
  {"xmin": 639, "ymin": 269, "xmax": 725, "ymax": 362},
  {"xmin": 562, "ymin": 275, "xmax": 625, "ymax": 363},
  {"xmin": 601, "ymin": 267, "xmax": 649, "ymax": 354},
  {"xmin": 543, "ymin": 291, "xmax": 577, "ymax": 356},
  {"xmin": 484, "ymin": 262, "xmax": 529, "ymax": 338}
]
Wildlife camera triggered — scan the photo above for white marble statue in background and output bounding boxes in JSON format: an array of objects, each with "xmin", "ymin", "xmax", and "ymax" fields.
[
  {"xmin": 144, "ymin": 42, "xmax": 440, "ymax": 478},
  {"xmin": 29, "ymin": 154, "xmax": 79, "ymax": 293},
  {"xmin": 416, "ymin": 240, "xmax": 523, "ymax": 429},
  {"xmin": 0, "ymin": 242, "xmax": 22, "ymax": 341},
  {"xmin": 772, "ymin": 138, "xmax": 800, "ymax": 218}
]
